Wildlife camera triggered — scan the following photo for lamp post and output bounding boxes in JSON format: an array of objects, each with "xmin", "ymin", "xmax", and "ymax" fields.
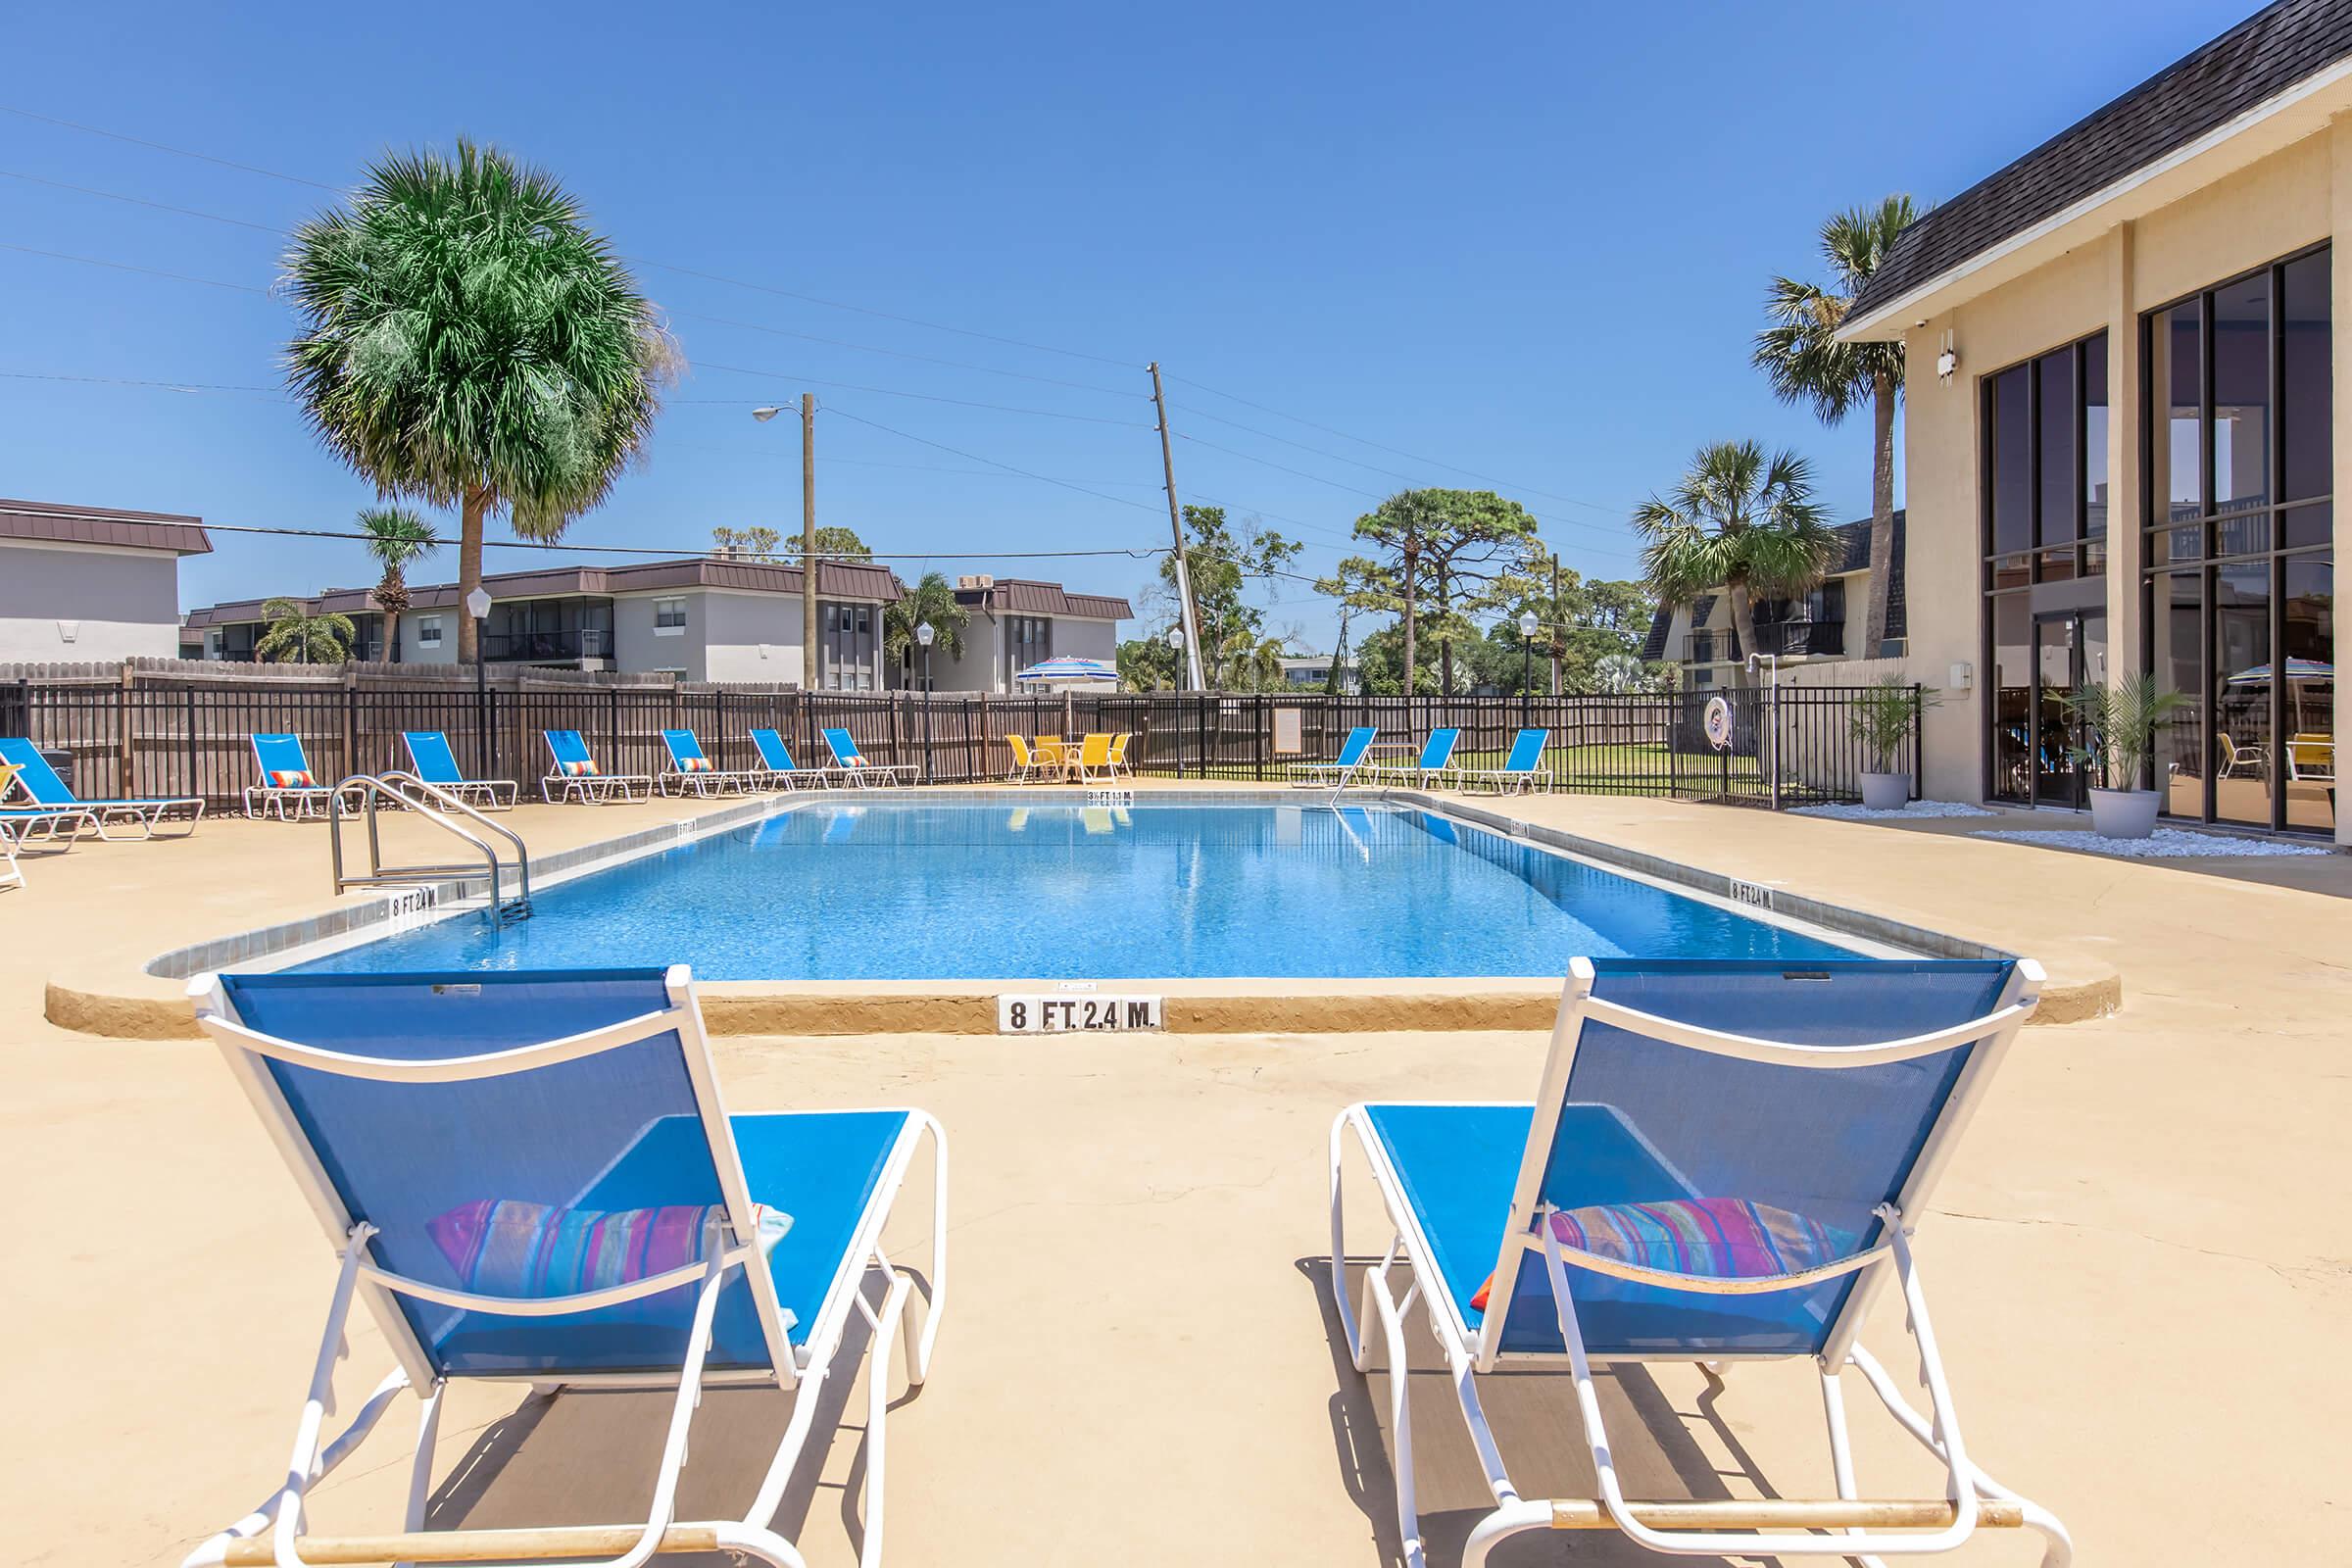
[
  {"xmin": 914, "ymin": 620, "xmax": 935, "ymax": 783},
  {"xmin": 1166, "ymin": 625, "xmax": 1187, "ymax": 778},
  {"xmin": 1518, "ymin": 610, "xmax": 1539, "ymax": 725},
  {"xmin": 466, "ymin": 585, "xmax": 494, "ymax": 778}
]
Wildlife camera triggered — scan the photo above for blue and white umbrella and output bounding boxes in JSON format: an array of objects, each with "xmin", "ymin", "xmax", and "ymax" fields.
[{"xmin": 1012, "ymin": 657, "xmax": 1120, "ymax": 684}]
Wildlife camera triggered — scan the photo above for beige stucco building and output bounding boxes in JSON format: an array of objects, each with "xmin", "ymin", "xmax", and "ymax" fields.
[{"xmin": 1843, "ymin": 0, "xmax": 2351, "ymax": 842}]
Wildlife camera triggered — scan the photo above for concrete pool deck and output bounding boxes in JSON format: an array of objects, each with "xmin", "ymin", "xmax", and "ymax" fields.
[
  {"xmin": 2, "ymin": 787, "xmax": 2347, "ymax": 1564},
  {"xmin": 32, "ymin": 783, "xmax": 2114, "ymax": 1036}
]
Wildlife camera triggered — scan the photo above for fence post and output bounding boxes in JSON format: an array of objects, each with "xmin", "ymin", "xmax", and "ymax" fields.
[
  {"xmin": 1253, "ymin": 694, "xmax": 1266, "ymax": 781},
  {"xmin": 184, "ymin": 684, "xmax": 198, "ymax": 803},
  {"xmin": 118, "ymin": 662, "xmax": 134, "ymax": 797},
  {"xmin": 342, "ymin": 672, "xmax": 358, "ymax": 780},
  {"xmin": 609, "ymin": 684, "xmax": 620, "ymax": 770},
  {"xmin": 1912, "ymin": 684, "xmax": 1925, "ymax": 800}
]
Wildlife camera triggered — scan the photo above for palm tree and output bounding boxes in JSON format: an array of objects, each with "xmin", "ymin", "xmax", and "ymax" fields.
[
  {"xmin": 1753, "ymin": 195, "xmax": 1917, "ymax": 659},
  {"xmin": 1633, "ymin": 441, "xmax": 1838, "ymax": 684},
  {"xmin": 884, "ymin": 571, "xmax": 969, "ymax": 688},
  {"xmin": 253, "ymin": 597, "xmax": 356, "ymax": 664},
  {"xmin": 283, "ymin": 140, "xmax": 676, "ymax": 663},
  {"xmin": 1218, "ymin": 629, "xmax": 1289, "ymax": 692},
  {"xmin": 357, "ymin": 506, "xmax": 435, "ymax": 662}
]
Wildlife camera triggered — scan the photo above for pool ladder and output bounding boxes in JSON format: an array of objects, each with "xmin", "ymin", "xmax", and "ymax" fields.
[{"xmin": 328, "ymin": 772, "xmax": 533, "ymax": 925}]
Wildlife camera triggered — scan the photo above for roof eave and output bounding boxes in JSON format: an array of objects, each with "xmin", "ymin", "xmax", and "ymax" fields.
[{"xmin": 1840, "ymin": 56, "xmax": 2352, "ymax": 344}]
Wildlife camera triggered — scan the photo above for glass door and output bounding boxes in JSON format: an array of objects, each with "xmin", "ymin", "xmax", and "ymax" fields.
[{"xmin": 2026, "ymin": 611, "xmax": 2106, "ymax": 808}]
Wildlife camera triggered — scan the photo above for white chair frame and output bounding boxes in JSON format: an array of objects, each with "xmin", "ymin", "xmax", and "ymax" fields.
[
  {"xmin": 657, "ymin": 735, "xmax": 766, "ymax": 799},
  {"xmin": 183, "ymin": 965, "xmax": 948, "ymax": 1568},
  {"xmin": 1327, "ymin": 956, "xmax": 2072, "ymax": 1567},
  {"xmin": 400, "ymin": 736, "xmax": 519, "ymax": 812}
]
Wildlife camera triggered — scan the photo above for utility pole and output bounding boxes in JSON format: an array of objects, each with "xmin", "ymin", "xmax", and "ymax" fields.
[
  {"xmin": 801, "ymin": 390, "xmax": 819, "ymax": 692},
  {"xmin": 1149, "ymin": 362, "xmax": 1207, "ymax": 690}
]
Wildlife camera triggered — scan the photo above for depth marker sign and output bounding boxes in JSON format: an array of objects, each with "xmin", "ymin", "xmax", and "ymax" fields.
[{"xmin": 998, "ymin": 994, "xmax": 1166, "ymax": 1033}]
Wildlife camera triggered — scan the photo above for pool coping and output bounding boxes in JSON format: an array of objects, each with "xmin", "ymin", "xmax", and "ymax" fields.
[{"xmin": 49, "ymin": 785, "xmax": 2116, "ymax": 1038}]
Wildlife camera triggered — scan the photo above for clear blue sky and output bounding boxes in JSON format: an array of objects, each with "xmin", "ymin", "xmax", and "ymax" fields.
[{"xmin": 4, "ymin": 0, "xmax": 2262, "ymax": 648}]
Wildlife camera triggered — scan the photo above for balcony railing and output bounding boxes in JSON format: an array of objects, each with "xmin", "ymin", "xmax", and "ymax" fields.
[
  {"xmin": 482, "ymin": 628, "xmax": 613, "ymax": 662},
  {"xmin": 1683, "ymin": 629, "xmax": 1741, "ymax": 664},
  {"xmin": 1752, "ymin": 618, "xmax": 1844, "ymax": 658}
]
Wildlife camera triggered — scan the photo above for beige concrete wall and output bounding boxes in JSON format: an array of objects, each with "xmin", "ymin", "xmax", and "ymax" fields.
[{"xmin": 1893, "ymin": 129, "xmax": 2341, "ymax": 804}]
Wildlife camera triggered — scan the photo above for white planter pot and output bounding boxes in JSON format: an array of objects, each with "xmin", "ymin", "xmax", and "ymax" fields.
[
  {"xmin": 2087, "ymin": 787, "xmax": 2161, "ymax": 840},
  {"xmin": 1858, "ymin": 771, "xmax": 1910, "ymax": 810}
]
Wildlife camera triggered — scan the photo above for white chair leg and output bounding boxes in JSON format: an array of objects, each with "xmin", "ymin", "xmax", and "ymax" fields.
[{"xmin": 1362, "ymin": 1262, "xmax": 1426, "ymax": 1568}]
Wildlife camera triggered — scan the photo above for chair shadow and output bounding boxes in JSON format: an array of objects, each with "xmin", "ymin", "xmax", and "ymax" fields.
[
  {"xmin": 1299, "ymin": 1257, "xmax": 1801, "ymax": 1568},
  {"xmin": 420, "ymin": 1266, "xmax": 922, "ymax": 1566}
]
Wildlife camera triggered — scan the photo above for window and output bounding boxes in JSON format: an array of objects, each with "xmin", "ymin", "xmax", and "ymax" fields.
[
  {"xmin": 1007, "ymin": 615, "xmax": 1051, "ymax": 683},
  {"xmin": 654, "ymin": 596, "xmax": 687, "ymax": 633},
  {"xmin": 1981, "ymin": 328, "xmax": 2109, "ymax": 805},
  {"xmin": 416, "ymin": 615, "xmax": 443, "ymax": 648},
  {"xmin": 820, "ymin": 601, "xmax": 878, "ymax": 690},
  {"xmin": 482, "ymin": 598, "xmax": 614, "ymax": 662},
  {"xmin": 2139, "ymin": 243, "xmax": 2332, "ymax": 832}
]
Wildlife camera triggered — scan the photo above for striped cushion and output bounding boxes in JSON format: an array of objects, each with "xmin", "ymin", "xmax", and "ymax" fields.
[
  {"xmin": 679, "ymin": 756, "xmax": 712, "ymax": 772},
  {"xmin": 268, "ymin": 768, "xmax": 316, "ymax": 789},
  {"xmin": 427, "ymin": 1198, "xmax": 787, "ymax": 1300},
  {"xmin": 562, "ymin": 759, "xmax": 599, "ymax": 777},
  {"xmin": 1469, "ymin": 1198, "xmax": 1852, "ymax": 1311}
]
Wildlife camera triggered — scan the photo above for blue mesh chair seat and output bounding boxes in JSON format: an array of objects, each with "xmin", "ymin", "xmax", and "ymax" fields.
[
  {"xmin": 400, "ymin": 731, "xmax": 517, "ymax": 811},
  {"xmin": 0, "ymin": 735, "xmax": 204, "ymax": 838},
  {"xmin": 1329, "ymin": 957, "xmax": 2074, "ymax": 1567},
  {"xmin": 1369, "ymin": 727, "xmax": 1462, "ymax": 790},
  {"xmin": 1452, "ymin": 727, "xmax": 1552, "ymax": 796},
  {"xmin": 182, "ymin": 966, "xmax": 948, "ymax": 1568}
]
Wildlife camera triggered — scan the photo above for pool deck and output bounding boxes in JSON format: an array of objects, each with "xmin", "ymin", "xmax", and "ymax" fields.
[{"xmin": 2, "ymin": 786, "xmax": 2346, "ymax": 1564}]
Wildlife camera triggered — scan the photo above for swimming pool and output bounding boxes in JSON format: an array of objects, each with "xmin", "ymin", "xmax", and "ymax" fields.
[{"xmin": 288, "ymin": 800, "xmax": 1857, "ymax": 980}]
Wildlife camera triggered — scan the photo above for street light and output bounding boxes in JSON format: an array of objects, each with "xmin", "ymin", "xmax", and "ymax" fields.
[
  {"xmin": 913, "ymin": 620, "xmax": 936, "ymax": 783},
  {"xmin": 466, "ymin": 585, "xmax": 494, "ymax": 777},
  {"xmin": 1165, "ymin": 625, "xmax": 1188, "ymax": 776},
  {"xmin": 750, "ymin": 399, "xmax": 816, "ymax": 691},
  {"xmin": 1518, "ymin": 610, "xmax": 1539, "ymax": 723}
]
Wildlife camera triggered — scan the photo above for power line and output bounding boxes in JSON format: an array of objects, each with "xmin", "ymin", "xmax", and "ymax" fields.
[
  {"xmin": 1170, "ymin": 400, "xmax": 1421, "ymax": 485},
  {"xmin": 680, "ymin": 364, "xmax": 1149, "ymax": 426},
  {"xmin": 0, "ymin": 105, "xmax": 340, "ymax": 191},
  {"xmin": 1175, "ymin": 431, "xmax": 1386, "ymax": 501},
  {"xmin": 666, "ymin": 307, "xmax": 1143, "ymax": 400},
  {"xmin": 0, "ymin": 369, "xmax": 282, "ymax": 396},
  {"xmin": 823, "ymin": 407, "xmax": 1167, "ymax": 517},
  {"xmin": 0, "ymin": 169, "xmax": 286, "ymax": 233},
  {"xmin": 1167, "ymin": 371, "xmax": 1631, "ymax": 517},
  {"xmin": 0, "ymin": 241, "xmax": 267, "ymax": 293}
]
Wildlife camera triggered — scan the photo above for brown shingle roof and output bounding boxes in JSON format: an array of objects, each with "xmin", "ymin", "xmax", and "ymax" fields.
[
  {"xmin": 953, "ymin": 577, "xmax": 1134, "ymax": 619},
  {"xmin": 0, "ymin": 498, "xmax": 212, "ymax": 556},
  {"xmin": 183, "ymin": 555, "xmax": 901, "ymax": 626},
  {"xmin": 1850, "ymin": 0, "xmax": 2352, "ymax": 323}
]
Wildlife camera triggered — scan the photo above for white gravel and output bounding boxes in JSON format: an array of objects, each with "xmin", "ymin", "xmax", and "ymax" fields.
[
  {"xmin": 1972, "ymin": 826, "xmax": 2331, "ymax": 858},
  {"xmin": 1793, "ymin": 801, "xmax": 1999, "ymax": 821}
]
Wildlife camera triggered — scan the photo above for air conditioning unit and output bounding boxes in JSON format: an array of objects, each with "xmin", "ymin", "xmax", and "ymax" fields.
[{"xmin": 956, "ymin": 573, "xmax": 995, "ymax": 590}]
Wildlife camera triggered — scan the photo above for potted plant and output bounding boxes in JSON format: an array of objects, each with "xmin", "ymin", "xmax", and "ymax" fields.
[
  {"xmin": 2065, "ymin": 672, "xmax": 2190, "ymax": 840},
  {"xmin": 1847, "ymin": 675, "xmax": 1936, "ymax": 809}
]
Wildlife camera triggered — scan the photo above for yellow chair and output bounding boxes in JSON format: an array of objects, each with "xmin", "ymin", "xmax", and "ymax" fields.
[
  {"xmin": 1034, "ymin": 736, "xmax": 1068, "ymax": 775},
  {"xmin": 2288, "ymin": 732, "xmax": 2334, "ymax": 781},
  {"xmin": 1104, "ymin": 732, "xmax": 1133, "ymax": 780},
  {"xmin": 1006, "ymin": 735, "xmax": 1046, "ymax": 784},
  {"xmin": 1070, "ymin": 733, "xmax": 1112, "ymax": 782}
]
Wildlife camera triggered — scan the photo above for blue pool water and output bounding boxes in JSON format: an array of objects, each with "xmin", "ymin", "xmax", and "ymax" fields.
[{"xmin": 291, "ymin": 801, "xmax": 1855, "ymax": 980}]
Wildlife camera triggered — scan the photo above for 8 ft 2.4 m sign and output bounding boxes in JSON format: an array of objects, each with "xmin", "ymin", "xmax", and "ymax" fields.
[{"xmin": 997, "ymin": 994, "xmax": 1165, "ymax": 1033}]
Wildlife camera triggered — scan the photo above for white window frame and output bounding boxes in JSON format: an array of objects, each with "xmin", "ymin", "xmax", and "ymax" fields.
[
  {"xmin": 654, "ymin": 596, "xmax": 688, "ymax": 635},
  {"xmin": 416, "ymin": 615, "xmax": 444, "ymax": 649}
]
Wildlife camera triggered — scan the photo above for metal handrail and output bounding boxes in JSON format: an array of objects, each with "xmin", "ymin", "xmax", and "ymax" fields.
[{"xmin": 328, "ymin": 771, "xmax": 532, "ymax": 923}]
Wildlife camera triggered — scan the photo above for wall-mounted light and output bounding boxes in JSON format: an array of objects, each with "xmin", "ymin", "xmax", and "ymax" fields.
[{"xmin": 1936, "ymin": 328, "xmax": 1959, "ymax": 383}]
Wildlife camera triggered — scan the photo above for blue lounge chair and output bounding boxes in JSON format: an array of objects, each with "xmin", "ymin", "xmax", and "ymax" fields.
[
  {"xmin": 0, "ymin": 758, "xmax": 102, "ymax": 853},
  {"xmin": 0, "ymin": 736, "xmax": 204, "ymax": 838},
  {"xmin": 1371, "ymin": 726, "xmax": 1460, "ymax": 790},
  {"xmin": 245, "ymin": 734, "xmax": 362, "ymax": 821},
  {"xmin": 541, "ymin": 728, "xmax": 654, "ymax": 805},
  {"xmin": 1455, "ymin": 727, "xmax": 1551, "ymax": 795},
  {"xmin": 400, "ymin": 731, "xmax": 517, "ymax": 811},
  {"xmin": 750, "ymin": 727, "xmax": 840, "ymax": 789},
  {"xmin": 659, "ymin": 728, "xmax": 764, "ymax": 797},
  {"xmin": 821, "ymin": 727, "xmax": 915, "ymax": 788},
  {"xmin": 1329, "ymin": 957, "xmax": 2070, "ymax": 1567},
  {"xmin": 1288, "ymin": 725, "xmax": 1378, "ymax": 790},
  {"xmin": 183, "ymin": 965, "xmax": 948, "ymax": 1568}
]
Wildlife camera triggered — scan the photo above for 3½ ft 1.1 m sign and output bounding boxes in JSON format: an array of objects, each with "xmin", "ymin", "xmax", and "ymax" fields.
[{"xmin": 997, "ymin": 995, "xmax": 1165, "ymax": 1033}]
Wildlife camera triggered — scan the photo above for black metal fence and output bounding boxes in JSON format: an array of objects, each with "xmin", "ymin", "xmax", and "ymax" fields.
[{"xmin": 0, "ymin": 663, "xmax": 1919, "ymax": 810}]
